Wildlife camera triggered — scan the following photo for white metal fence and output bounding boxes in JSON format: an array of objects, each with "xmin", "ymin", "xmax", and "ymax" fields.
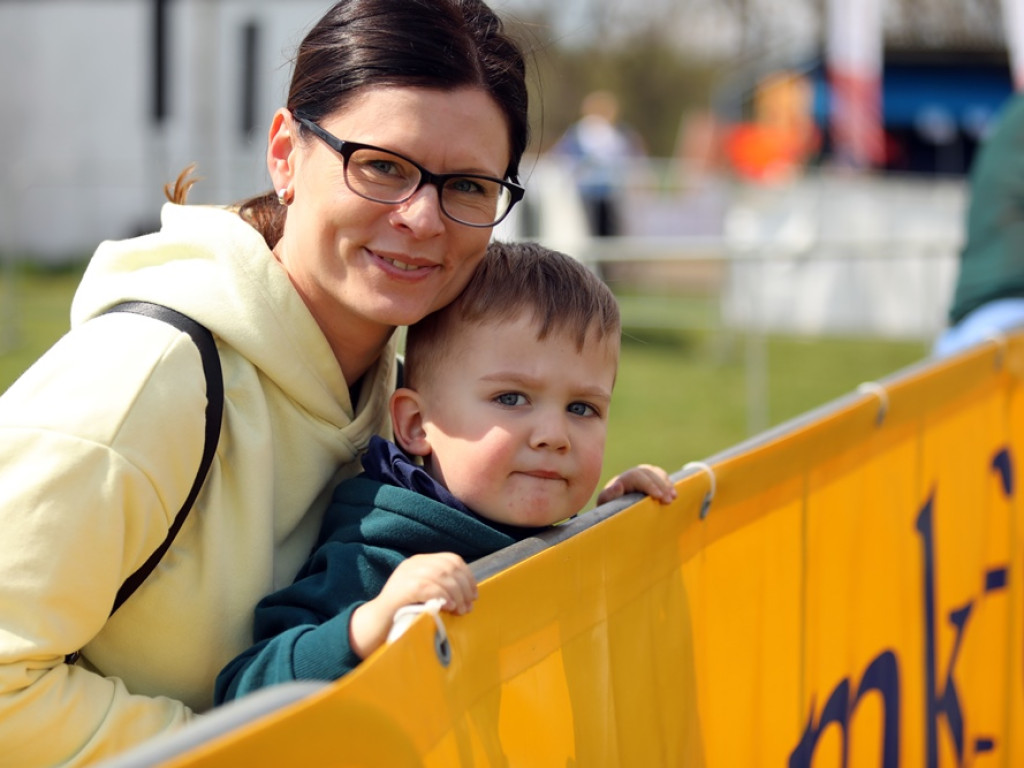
[{"xmin": 513, "ymin": 159, "xmax": 964, "ymax": 342}]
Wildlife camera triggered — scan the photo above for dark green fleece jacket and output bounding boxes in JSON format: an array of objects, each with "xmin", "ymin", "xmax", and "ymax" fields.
[{"xmin": 215, "ymin": 438, "xmax": 541, "ymax": 703}]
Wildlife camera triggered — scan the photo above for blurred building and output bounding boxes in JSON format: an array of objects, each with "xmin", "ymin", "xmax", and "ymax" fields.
[
  {"xmin": 2, "ymin": 0, "xmax": 1020, "ymax": 260},
  {"xmin": 690, "ymin": 0, "xmax": 1015, "ymax": 175},
  {"xmin": 0, "ymin": 0, "xmax": 327, "ymax": 262},
  {"xmin": 806, "ymin": 48, "xmax": 1014, "ymax": 175}
]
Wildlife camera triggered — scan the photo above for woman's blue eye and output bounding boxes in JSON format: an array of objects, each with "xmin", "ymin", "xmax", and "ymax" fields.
[
  {"xmin": 449, "ymin": 177, "xmax": 487, "ymax": 196},
  {"xmin": 369, "ymin": 159, "xmax": 399, "ymax": 175}
]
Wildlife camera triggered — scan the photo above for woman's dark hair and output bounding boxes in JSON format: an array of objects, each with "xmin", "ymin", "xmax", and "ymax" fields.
[{"xmin": 234, "ymin": 0, "xmax": 529, "ymax": 248}]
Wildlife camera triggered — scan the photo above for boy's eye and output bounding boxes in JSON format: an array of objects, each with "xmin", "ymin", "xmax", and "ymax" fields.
[
  {"xmin": 495, "ymin": 392, "xmax": 527, "ymax": 407},
  {"xmin": 568, "ymin": 402, "xmax": 597, "ymax": 417}
]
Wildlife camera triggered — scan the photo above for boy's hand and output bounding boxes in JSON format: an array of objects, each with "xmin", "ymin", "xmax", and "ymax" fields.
[
  {"xmin": 350, "ymin": 553, "xmax": 478, "ymax": 660},
  {"xmin": 597, "ymin": 464, "xmax": 676, "ymax": 505},
  {"xmin": 379, "ymin": 553, "xmax": 478, "ymax": 615}
]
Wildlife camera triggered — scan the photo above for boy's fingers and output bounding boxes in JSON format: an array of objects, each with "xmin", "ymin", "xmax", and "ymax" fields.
[
  {"xmin": 598, "ymin": 466, "xmax": 677, "ymax": 505},
  {"xmin": 438, "ymin": 561, "xmax": 477, "ymax": 615},
  {"xmin": 596, "ymin": 478, "xmax": 625, "ymax": 504}
]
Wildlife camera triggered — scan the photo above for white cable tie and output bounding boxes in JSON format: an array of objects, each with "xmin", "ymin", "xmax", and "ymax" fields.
[
  {"xmin": 387, "ymin": 597, "xmax": 451, "ymax": 667},
  {"xmin": 984, "ymin": 331, "xmax": 1008, "ymax": 368},
  {"xmin": 387, "ymin": 596, "xmax": 446, "ymax": 643},
  {"xmin": 682, "ymin": 461, "xmax": 716, "ymax": 519},
  {"xmin": 857, "ymin": 381, "xmax": 889, "ymax": 425}
]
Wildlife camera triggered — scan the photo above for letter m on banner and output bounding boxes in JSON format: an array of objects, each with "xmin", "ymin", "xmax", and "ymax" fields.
[{"xmin": 826, "ymin": 0, "xmax": 885, "ymax": 168}]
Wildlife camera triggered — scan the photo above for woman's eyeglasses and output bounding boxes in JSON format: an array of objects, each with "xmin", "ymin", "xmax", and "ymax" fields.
[{"xmin": 292, "ymin": 112, "xmax": 524, "ymax": 228}]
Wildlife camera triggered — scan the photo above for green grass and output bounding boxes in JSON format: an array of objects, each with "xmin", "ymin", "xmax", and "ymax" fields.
[
  {"xmin": 0, "ymin": 263, "xmax": 87, "ymax": 388},
  {"xmin": 602, "ymin": 289, "xmax": 929, "ymax": 487},
  {"xmin": 0, "ymin": 264, "xmax": 929, "ymax": 496},
  {"xmin": 604, "ymin": 328, "xmax": 927, "ymax": 486}
]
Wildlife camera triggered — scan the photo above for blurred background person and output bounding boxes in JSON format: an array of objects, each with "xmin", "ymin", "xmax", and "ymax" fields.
[
  {"xmin": 933, "ymin": 93, "xmax": 1024, "ymax": 357},
  {"xmin": 548, "ymin": 89, "xmax": 645, "ymax": 240},
  {"xmin": 722, "ymin": 71, "xmax": 820, "ymax": 185}
]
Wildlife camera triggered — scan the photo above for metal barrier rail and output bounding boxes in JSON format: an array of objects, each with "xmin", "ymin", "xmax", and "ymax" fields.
[{"xmin": 96, "ymin": 682, "xmax": 328, "ymax": 767}]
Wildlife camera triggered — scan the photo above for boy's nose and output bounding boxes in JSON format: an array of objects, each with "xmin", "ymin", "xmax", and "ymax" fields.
[{"xmin": 530, "ymin": 414, "xmax": 571, "ymax": 452}]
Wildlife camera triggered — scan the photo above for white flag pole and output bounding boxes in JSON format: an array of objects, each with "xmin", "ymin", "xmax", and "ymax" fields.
[
  {"xmin": 1002, "ymin": 0, "xmax": 1024, "ymax": 90},
  {"xmin": 826, "ymin": 0, "xmax": 884, "ymax": 167}
]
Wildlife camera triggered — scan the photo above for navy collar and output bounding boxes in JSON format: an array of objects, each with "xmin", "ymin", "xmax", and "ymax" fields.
[
  {"xmin": 361, "ymin": 436, "xmax": 477, "ymax": 516},
  {"xmin": 360, "ymin": 436, "xmax": 546, "ymax": 539}
]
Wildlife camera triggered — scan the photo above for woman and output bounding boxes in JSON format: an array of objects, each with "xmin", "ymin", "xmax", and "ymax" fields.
[{"xmin": 0, "ymin": 0, "xmax": 528, "ymax": 764}]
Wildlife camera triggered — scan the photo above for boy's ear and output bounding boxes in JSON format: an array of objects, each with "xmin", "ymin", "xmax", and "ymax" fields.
[{"xmin": 390, "ymin": 387, "xmax": 432, "ymax": 457}]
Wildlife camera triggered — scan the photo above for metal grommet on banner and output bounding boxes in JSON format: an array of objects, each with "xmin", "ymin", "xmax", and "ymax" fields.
[
  {"xmin": 857, "ymin": 381, "xmax": 889, "ymax": 426},
  {"xmin": 387, "ymin": 597, "xmax": 451, "ymax": 668},
  {"xmin": 984, "ymin": 331, "xmax": 1008, "ymax": 370},
  {"xmin": 434, "ymin": 624, "xmax": 452, "ymax": 667},
  {"xmin": 682, "ymin": 461, "xmax": 716, "ymax": 520}
]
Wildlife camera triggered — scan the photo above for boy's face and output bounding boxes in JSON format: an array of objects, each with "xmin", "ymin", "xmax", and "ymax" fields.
[{"xmin": 399, "ymin": 312, "xmax": 619, "ymax": 527}]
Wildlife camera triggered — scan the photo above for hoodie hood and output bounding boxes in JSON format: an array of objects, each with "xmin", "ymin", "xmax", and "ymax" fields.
[{"xmin": 71, "ymin": 203, "xmax": 395, "ymax": 428}]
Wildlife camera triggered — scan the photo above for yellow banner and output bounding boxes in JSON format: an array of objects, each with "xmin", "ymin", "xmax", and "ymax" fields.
[{"xmin": 159, "ymin": 334, "xmax": 1024, "ymax": 767}]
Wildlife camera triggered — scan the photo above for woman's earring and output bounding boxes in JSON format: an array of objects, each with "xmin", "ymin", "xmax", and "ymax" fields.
[{"xmin": 277, "ymin": 187, "xmax": 292, "ymax": 206}]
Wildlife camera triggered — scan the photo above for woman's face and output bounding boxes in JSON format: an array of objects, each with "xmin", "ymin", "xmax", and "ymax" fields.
[{"xmin": 268, "ymin": 86, "xmax": 512, "ymax": 352}]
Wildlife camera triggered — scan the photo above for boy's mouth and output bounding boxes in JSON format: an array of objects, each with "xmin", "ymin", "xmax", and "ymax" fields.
[{"xmin": 521, "ymin": 469, "xmax": 565, "ymax": 481}]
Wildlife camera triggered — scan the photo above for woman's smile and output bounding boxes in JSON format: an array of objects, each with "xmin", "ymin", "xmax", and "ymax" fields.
[{"xmin": 369, "ymin": 248, "xmax": 440, "ymax": 276}]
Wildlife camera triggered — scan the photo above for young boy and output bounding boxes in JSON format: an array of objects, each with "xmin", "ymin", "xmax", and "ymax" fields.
[{"xmin": 214, "ymin": 241, "xmax": 676, "ymax": 703}]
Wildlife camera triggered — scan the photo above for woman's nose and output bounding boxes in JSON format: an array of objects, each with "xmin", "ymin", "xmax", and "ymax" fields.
[{"xmin": 389, "ymin": 184, "xmax": 446, "ymax": 237}]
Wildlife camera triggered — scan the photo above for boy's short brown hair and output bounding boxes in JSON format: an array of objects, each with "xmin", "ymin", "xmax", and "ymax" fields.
[{"xmin": 404, "ymin": 241, "xmax": 620, "ymax": 389}]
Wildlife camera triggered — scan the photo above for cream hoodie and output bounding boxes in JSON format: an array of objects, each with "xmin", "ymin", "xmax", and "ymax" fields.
[{"xmin": 0, "ymin": 204, "xmax": 396, "ymax": 766}]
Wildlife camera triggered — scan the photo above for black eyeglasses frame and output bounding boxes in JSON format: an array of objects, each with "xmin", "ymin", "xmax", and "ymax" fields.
[{"xmin": 291, "ymin": 111, "xmax": 524, "ymax": 228}]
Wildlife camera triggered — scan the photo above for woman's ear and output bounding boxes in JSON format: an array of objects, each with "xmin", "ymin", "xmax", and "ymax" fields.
[
  {"xmin": 267, "ymin": 108, "xmax": 297, "ymax": 193},
  {"xmin": 390, "ymin": 387, "xmax": 432, "ymax": 457}
]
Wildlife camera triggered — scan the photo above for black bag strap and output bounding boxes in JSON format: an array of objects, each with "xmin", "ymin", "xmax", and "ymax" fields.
[{"xmin": 103, "ymin": 301, "xmax": 224, "ymax": 616}]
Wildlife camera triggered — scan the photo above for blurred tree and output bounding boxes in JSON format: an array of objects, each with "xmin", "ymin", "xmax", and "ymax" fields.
[{"xmin": 511, "ymin": 7, "xmax": 720, "ymax": 157}]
